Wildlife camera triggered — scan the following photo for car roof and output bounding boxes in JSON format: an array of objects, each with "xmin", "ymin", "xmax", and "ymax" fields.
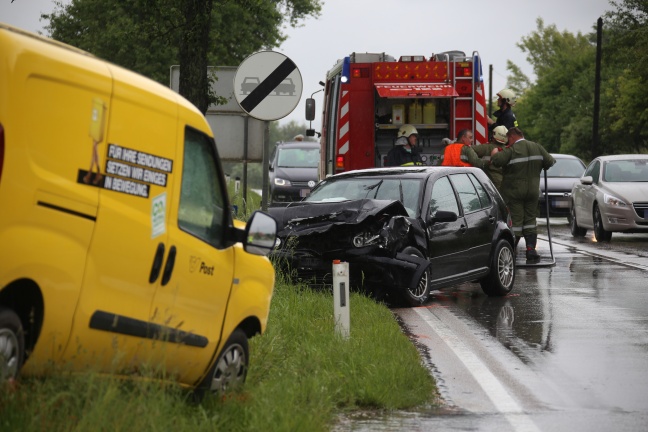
[
  {"xmin": 595, "ymin": 154, "xmax": 648, "ymax": 162},
  {"xmin": 327, "ymin": 166, "xmax": 484, "ymax": 180},
  {"xmin": 275, "ymin": 141, "xmax": 320, "ymax": 149},
  {"xmin": 550, "ymin": 153, "xmax": 584, "ymax": 160}
]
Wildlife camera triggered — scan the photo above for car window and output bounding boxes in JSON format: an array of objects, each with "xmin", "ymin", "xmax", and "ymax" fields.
[
  {"xmin": 277, "ymin": 148, "xmax": 320, "ymax": 168},
  {"xmin": 584, "ymin": 160, "xmax": 601, "ymax": 184},
  {"xmin": 604, "ymin": 159, "xmax": 648, "ymax": 182},
  {"xmin": 429, "ymin": 176, "xmax": 460, "ymax": 216},
  {"xmin": 373, "ymin": 179, "xmax": 422, "ymax": 216},
  {"xmin": 468, "ymin": 173, "xmax": 492, "ymax": 208},
  {"xmin": 546, "ymin": 158, "xmax": 586, "ymax": 178},
  {"xmin": 178, "ymin": 127, "xmax": 225, "ymax": 247},
  {"xmin": 449, "ymin": 173, "xmax": 481, "ymax": 214}
]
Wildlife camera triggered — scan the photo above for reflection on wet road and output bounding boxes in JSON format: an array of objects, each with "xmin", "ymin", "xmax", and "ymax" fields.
[{"xmin": 343, "ymin": 227, "xmax": 648, "ymax": 432}]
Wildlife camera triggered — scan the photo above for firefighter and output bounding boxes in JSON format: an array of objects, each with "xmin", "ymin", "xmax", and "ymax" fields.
[
  {"xmin": 473, "ymin": 125, "xmax": 507, "ymax": 192},
  {"xmin": 488, "ymin": 88, "xmax": 518, "ymax": 133},
  {"xmin": 385, "ymin": 124, "xmax": 424, "ymax": 166},
  {"xmin": 440, "ymin": 129, "xmax": 485, "ymax": 168},
  {"xmin": 490, "ymin": 127, "xmax": 555, "ymax": 263}
]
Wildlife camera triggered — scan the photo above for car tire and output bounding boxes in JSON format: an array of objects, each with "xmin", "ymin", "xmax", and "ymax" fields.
[
  {"xmin": 193, "ymin": 329, "xmax": 248, "ymax": 401},
  {"xmin": 570, "ymin": 203, "xmax": 587, "ymax": 237},
  {"xmin": 0, "ymin": 307, "xmax": 25, "ymax": 382},
  {"xmin": 593, "ymin": 204, "xmax": 612, "ymax": 242},
  {"xmin": 401, "ymin": 246, "xmax": 431, "ymax": 307},
  {"xmin": 480, "ymin": 239, "xmax": 515, "ymax": 297}
]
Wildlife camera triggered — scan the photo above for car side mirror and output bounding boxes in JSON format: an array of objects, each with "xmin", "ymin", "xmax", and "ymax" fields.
[
  {"xmin": 580, "ymin": 176, "xmax": 593, "ymax": 185},
  {"xmin": 431, "ymin": 210, "xmax": 458, "ymax": 223},
  {"xmin": 305, "ymin": 98, "xmax": 316, "ymax": 121},
  {"xmin": 243, "ymin": 211, "xmax": 278, "ymax": 256}
]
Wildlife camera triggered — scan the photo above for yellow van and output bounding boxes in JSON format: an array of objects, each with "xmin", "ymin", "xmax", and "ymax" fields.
[{"xmin": 0, "ymin": 23, "xmax": 277, "ymax": 397}]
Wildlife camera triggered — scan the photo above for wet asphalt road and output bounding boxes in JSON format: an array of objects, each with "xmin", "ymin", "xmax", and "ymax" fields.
[{"xmin": 341, "ymin": 220, "xmax": 648, "ymax": 432}]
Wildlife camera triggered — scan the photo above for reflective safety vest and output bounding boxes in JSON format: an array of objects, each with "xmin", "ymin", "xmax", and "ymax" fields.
[{"xmin": 441, "ymin": 143, "xmax": 471, "ymax": 167}]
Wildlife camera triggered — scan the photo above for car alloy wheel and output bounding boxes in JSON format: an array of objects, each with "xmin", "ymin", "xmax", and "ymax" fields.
[
  {"xmin": 570, "ymin": 203, "xmax": 587, "ymax": 237},
  {"xmin": 593, "ymin": 204, "xmax": 612, "ymax": 242}
]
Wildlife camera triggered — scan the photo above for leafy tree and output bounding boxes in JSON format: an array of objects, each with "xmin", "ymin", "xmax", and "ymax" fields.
[{"xmin": 42, "ymin": 0, "xmax": 322, "ymax": 112}]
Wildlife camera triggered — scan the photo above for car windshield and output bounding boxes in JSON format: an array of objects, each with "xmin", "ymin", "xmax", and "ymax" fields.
[
  {"xmin": 305, "ymin": 177, "xmax": 423, "ymax": 217},
  {"xmin": 277, "ymin": 148, "xmax": 319, "ymax": 168},
  {"xmin": 545, "ymin": 158, "xmax": 585, "ymax": 178},
  {"xmin": 604, "ymin": 159, "xmax": 648, "ymax": 182}
]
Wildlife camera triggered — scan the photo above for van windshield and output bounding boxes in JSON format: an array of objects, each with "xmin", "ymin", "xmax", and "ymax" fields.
[{"xmin": 277, "ymin": 148, "xmax": 319, "ymax": 168}]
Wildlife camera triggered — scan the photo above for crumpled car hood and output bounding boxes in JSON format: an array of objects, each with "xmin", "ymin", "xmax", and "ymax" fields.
[{"xmin": 268, "ymin": 198, "xmax": 409, "ymax": 237}]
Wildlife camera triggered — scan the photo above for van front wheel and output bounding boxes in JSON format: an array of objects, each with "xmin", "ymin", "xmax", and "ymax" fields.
[
  {"xmin": 0, "ymin": 308, "xmax": 24, "ymax": 382},
  {"xmin": 195, "ymin": 329, "xmax": 249, "ymax": 400}
]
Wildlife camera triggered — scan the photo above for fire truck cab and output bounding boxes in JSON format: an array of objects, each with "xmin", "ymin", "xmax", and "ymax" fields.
[{"xmin": 307, "ymin": 51, "xmax": 488, "ymax": 178}]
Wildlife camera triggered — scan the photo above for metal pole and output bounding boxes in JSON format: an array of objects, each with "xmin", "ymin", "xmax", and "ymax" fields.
[
  {"xmin": 488, "ymin": 64, "xmax": 493, "ymax": 117},
  {"xmin": 593, "ymin": 17, "xmax": 603, "ymax": 160}
]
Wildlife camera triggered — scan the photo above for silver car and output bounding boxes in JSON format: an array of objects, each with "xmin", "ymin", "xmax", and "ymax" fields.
[{"xmin": 570, "ymin": 154, "xmax": 648, "ymax": 242}]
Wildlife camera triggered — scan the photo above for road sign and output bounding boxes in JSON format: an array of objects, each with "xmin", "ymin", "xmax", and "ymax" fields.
[{"xmin": 233, "ymin": 51, "xmax": 302, "ymax": 121}]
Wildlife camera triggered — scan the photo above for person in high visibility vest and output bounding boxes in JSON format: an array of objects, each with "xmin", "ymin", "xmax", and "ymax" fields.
[
  {"xmin": 491, "ymin": 127, "xmax": 555, "ymax": 263},
  {"xmin": 473, "ymin": 125, "xmax": 507, "ymax": 192},
  {"xmin": 440, "ymin": 129, "xmax": 485, "ymax": 168},
  {"xmin": 385, "ymin": 124, "xmax": 424, "ymax": 166},
  {"xmin": 488, "ymin": 88, "xmax": 519, "ymax": 134}
]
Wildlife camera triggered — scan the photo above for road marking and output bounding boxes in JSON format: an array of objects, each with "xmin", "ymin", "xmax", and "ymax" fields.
[
  {"xmin": 538, "ymin": 237, "xmax": 648, "ymax": 271},
  {"xmin": 414, "ymin": 307, "xmax": 541, "ymax": 432}
]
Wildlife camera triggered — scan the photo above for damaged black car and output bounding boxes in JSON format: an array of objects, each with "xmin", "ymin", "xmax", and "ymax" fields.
[{"xmin": 268, "ymin": 167, "xmax": 516, "ymax": 306}]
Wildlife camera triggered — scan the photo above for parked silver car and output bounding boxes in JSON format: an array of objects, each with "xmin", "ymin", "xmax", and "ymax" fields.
[
  {"xmin": 570, "ymin": 154, "xmax": 648, "ymax": 242},
  {"xmin": 539, "ymin": 154, "xmax": 586, "ymax": 220}
]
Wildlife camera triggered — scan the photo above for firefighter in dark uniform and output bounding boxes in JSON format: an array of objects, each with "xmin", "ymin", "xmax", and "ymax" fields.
[
  {"xmin": 440, "ymin": 129, "xmax": 485, "ymax": 168},
  {"xmin": 385, "ymin": 124, "xmax": 424, "ymax": 166},
  {"xmin": 488, "ymin": 88, "xmax": 518, "ymax": 133},
  {"xmin": 473, "ymin": 125, "xmax": 508, "ymax": 192},
  {"xmin": 490, "ymin": 127, "xmax": 555, "ymax": 263}
]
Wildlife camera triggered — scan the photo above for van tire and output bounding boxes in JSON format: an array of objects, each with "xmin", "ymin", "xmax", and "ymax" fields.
[
  {"xmin": 0, "ymin": 308, "xmax": 25, "ymax": 382},
  {"xmin": 194, "ymin": 329, "xmax": 249, "ymax": 400}
]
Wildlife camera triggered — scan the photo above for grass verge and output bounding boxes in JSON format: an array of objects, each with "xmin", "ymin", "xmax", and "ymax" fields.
[{"xmin": 1, "ymin": 279, "xmax": 437, "ymax": 432}]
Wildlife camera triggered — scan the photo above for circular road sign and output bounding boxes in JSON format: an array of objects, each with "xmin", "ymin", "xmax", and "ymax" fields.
[{"xmin": 233, "ymin": 51, "xmax": 303, "ymax": 121}]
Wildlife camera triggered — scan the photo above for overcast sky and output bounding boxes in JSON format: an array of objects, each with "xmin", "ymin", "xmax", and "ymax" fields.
[{"xmin": 2, "ymin": 0, "xmax": 613, "ymax": 131}]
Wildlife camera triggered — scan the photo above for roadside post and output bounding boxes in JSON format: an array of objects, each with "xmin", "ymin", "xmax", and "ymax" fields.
[{"xmin": 332, "ymin": 260, "xmax": 350, "ymax": 339}]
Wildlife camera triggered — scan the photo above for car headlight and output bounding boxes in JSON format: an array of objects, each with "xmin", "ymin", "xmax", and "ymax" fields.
[
  {"xmin": 604, "ymin": 193, "xmax": 627, "ymax": 207},
  {"xmin": 274, "ymin": 178, "xmax": 291, "ymax": 186},
  {"xmin": 352, "ymin": 231, "xmax": 380, "ymax": 247}
]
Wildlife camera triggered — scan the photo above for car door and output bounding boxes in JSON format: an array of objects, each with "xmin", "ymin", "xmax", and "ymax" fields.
[
  {"xmin": 575, "ymin": 159, "xmax": 601, "ymax": 228},
  {"xmin": 425, "ymin": 175, "xmax": 469, "ymax": 283},
  {"xmin": 448, "ymin": 173, "xmax": 494, "ymax": 273},
  {"xmin": 145, "ymin": 127, "xmax": 236, "ymax": 384}
]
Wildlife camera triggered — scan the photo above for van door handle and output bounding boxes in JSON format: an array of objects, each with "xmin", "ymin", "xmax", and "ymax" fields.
[
  {"xmin": 149, "ymin": 243, "xmax": 165, "ymax": 283},
  {"xmin": 161, "ymin": 246, "xmax": 176, "ymax": 286}
]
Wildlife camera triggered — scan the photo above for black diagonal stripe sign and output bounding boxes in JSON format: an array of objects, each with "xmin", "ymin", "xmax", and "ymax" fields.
[
  {"xmin": 240, "ymin": 58, "xmax": 296, "ymax": 113},
  {"xmin": 234, "ymin": 51, "xmax": 302, "ymax": 121}
]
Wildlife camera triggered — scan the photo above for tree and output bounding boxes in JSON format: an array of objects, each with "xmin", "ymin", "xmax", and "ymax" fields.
[{"xmin": 42, "ymin": 0, "xmax": 322, "ymax": 113}]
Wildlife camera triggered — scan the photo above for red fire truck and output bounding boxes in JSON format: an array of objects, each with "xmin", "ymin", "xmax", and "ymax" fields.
[{"xmin": 305, "ymin": 51, "xmax": 488, "ymax": 178}]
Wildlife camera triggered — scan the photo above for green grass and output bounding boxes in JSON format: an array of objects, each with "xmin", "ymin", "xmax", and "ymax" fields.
[{"xmin": 1, "ymin": 277, "xmax": 437, "ymax": 431}]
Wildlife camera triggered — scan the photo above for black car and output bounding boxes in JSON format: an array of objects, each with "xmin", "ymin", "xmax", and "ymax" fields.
[
  {"xmin": 269, "ymin": 141, "xmax": 320, "ymax": 204},
  {"xmin": 268, "ymin": 166, "xmax": 516, "ymax": 306},
  {"xmin": 538, "ymin": 154, "xmax": 586, "ymax": 219}
]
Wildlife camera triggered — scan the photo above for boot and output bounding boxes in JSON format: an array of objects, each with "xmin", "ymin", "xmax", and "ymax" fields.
[{"xmin": 524, "ymin": 234, "xmax": 540, "ymax": 263}]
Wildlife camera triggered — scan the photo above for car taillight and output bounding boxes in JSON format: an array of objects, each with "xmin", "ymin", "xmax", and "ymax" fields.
[
  {"xmin": 336, "ymin": 155, "xmax": 344, "ymax": 169},
  {"xmin": 0, "ymin": 124, "xmax": 4, "ymax": 185}
]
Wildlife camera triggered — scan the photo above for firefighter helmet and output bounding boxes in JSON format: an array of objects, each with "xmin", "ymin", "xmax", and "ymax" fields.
[
  {"xmin": 397, "ymin": 124, "xmax": 418, "ymax": 138},
  {"xmin": 497, "ymin": 88, "xmax": 517, "ymax": 107},
  {"xmin": 492, "ymin": 126, "xmax": 508, "ymax": 144}
]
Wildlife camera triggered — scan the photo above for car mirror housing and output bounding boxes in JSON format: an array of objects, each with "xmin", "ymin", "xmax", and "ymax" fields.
[
  {"xmin": 431, "ymin": 210, "xmax": 458, "ymax": 223},
  {"xmin": 580, "ymin": 176, "xmax": 593, "ymax": 185}
]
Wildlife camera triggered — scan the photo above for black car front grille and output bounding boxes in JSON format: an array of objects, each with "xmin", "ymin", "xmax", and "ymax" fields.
[{"xmin": 633, "ymin": 202, "xmax": 648, "ymax": 219}]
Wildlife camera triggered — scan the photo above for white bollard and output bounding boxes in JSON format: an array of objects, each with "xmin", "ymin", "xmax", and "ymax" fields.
[{"xmin": 332, "ymin": 260, "xmax": 350, "ymax": 339}]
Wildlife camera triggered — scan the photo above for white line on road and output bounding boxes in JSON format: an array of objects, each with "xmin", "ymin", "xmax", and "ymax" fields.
[{"xmin": 414, "ymin": 307, "xmax": 542, "ymax": 432}]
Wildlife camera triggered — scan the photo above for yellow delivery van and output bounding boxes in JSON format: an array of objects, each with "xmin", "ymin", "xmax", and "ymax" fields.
[{"xmin": 0, "ymin": 23, "xmax": 277, "ymax": 397}]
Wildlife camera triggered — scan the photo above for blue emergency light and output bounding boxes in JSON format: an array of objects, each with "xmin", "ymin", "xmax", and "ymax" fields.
[{"xmin": 341, "ymin": 56, "xmax": 351, "ymax": 83}]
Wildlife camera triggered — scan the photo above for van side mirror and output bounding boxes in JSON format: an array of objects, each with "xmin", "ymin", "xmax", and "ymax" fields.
[
  {"xmin": 243, "ymin": 211, "xmax": 277, "ymax": 256},
  {"xmin": 305, "ymin": 98, "xmax": 316, "ymax": 121}
]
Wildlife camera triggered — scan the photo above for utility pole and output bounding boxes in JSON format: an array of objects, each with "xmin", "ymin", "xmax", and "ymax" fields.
[{"xmin": 593, "ymin": 17, "xmax": 603, "ymax": 159}]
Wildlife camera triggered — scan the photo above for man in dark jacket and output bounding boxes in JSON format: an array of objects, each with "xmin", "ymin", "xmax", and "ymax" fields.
[
  {"xmin": 385, "ymin": 124, "xmax": 424, "ymax": 166},
  {"xmin": 488, "ymin": 88, "xmax": 518, "ymax": 133},
  {"xmin": 491, "ymin": 127, "xmax": 555, "ymax": 263}
]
